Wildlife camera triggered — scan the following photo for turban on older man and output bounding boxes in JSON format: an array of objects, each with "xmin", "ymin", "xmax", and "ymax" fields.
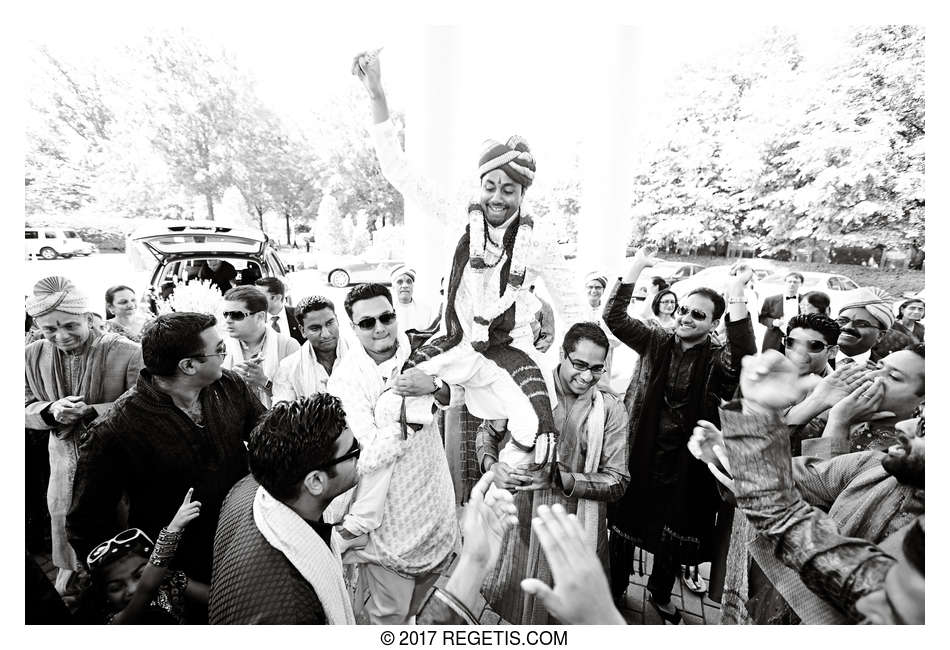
[
  {"xmin": 25, "ymin": 276, "xmax": 90, "ymax": 318},
  {"xmin": 584, "ymin": 272, "xmax": 608, "ymax": 289},
  {"xmin": 839, "ymin": 291, "xmax": 895, "ymax": 329},
  {"xmin": 389, "ymin": 264, "xmax": 416, "ymax": 283},
  {"xmin": 478, "ymin": 136, "xmax": 536, "ymax": 189}
]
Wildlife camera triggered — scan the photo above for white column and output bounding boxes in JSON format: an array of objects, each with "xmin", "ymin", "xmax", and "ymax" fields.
[
  {"xmin": 402, "ymin": 25, "xmax": 465, "ymax": 306},
  {"xmin": 577, "ymin": 27, "xmax": 644, "ymax": 284}
]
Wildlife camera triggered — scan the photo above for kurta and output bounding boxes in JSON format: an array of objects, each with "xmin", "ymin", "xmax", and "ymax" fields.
[
  {"xmin": 67, "ymin": 369, "xmax": 266, "ymax": 583},
  {"xmin": 478, "ymin": 370, "xmax": 629, "ymax": 624},
  {"xmin": 25, "ymin": 332, "xmax": 142, "ymax": 570}
]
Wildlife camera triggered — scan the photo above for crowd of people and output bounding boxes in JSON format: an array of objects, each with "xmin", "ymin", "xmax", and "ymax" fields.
[{"xmin": 23, "ymin": 50, "xmax": 924, "ymax": 626}]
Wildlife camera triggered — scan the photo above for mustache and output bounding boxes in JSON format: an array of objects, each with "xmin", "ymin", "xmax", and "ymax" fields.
[{"xmin": 840, "ymin": 327, "xmax": 861, "ymax": 338}]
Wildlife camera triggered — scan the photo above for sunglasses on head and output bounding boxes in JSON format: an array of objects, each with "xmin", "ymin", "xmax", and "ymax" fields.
[
  {"xmin": 316, "ymin": 437, "xmax": 361, "ymax": 469},
  {"xmin": 222, "ymin": 310, "xmax": 262, "ymax": 321},
  {"xmin": 87, "ymin": 528, "xmax": 153, "ymax": 570},
  {"xmin": 783, "ymin": 335, "xmax": 831, "ymax": 353},
  {"xmin": 355, "ymin": 311, "xmax": 397, "ymax": 331},
  {"xmin": 835, "ymin": 316, "xmax": 881, "ymax": 330},
  {"xmin": 677, "ymin": 305, "xmax": 708, "ymax": 321}
]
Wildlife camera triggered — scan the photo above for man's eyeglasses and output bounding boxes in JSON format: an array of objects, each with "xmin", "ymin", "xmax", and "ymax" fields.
[
  {"xmin": 566, "ymin": 353, "xmax": 606, "ymax": 375},
  {"xmin": 222, "ymin": 310, "xmax": 262, "ymax": 321},
  {"xmin": 87, "ymin": 528, "xmax": 153, "ymax": 569},
  {"xmin": 783, "ymin": 336, "xmax": 831, "ymax": 354},
  {"xmin": 192, "ymin": 347, "xmax": 227, "ymax": 360},
  {"xmin": 355, "ymin": 311, "xmax": 397, "ymax": 331},
  {"xmin": 835, "ymin": 316, "xmax": 881, "ymax": 330},
  {"xmin": 316, "ymin": 437, "xmax": 361, "ymax": 469},
  {"xmin": 677, "ymin": 305, "xmax": 708, "ymax": 321}
]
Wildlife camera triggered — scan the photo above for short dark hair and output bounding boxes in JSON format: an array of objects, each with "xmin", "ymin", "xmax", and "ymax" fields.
[
  {"xmin": 650, "ymin": 276, "xmax": 669, "ymax": 291},
  {"xmin": 687, "ymin": 287, "xmax": 726, "ymax": 321},
  {"xmin": 651, "ymin": 289, "xmax": 678, "ymax": 317},
  {"xmin": 104, "ymin": 285, "xmax": 135, "ymax": 319},
  {"xmin": 785, "ymin": 272, "xmax": 805, "ymax": 283},
  {"xmin": 561, "ymin": 321, "xmax": 609, "ymax": 357},
  {"xmin": 141, "ymin": 312, "xmax": 217, "ymax": 377},
  {"xmin": 344, "ymin": 283, "xmax": 393, "ymax": 319},
  {"xmin": 222, "ymin": 286, "xmax": 268, "ymax": 313},
  {"xmin": 903, "ymin": 517, "xmax": 925, "ymax": 576},
  {"xmin": 787, "ymin": 313, "xmax": 841, "ymax": 346},
  {"xmin": 295, "ymin": 295, "xmax": 337, "ymax": 325},
  {"xmin": 800, "ymin": 291, "xmax": 831, "ymax": 315},
  {"xmin": 255, "ymin": 277, "xmax": 285, "ymax": 296},
  {"xmin": 905, "ymin": 342, "xmax": 925, "ymax": 359},
  {"xmin": 247, "ymin": 394, "xmax": 349, "ymax": 502}
]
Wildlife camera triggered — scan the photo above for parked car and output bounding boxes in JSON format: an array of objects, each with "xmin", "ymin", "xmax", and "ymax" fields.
[
  {"xmin": 25, "ymin": 227, "xmax": 97, "ymax": 259},
  {"xmin": 126, "ymin": 221, "xmax": 294, "ymax": 304},
  {"xmin": 633, "ymin": 260, "xmax": 705, "ymax": 291},
  {"xmin": 322, "ymin": 254, "xmax": 405, "ymax": 288},
  {"xmin": 669, "ymin": 260, "xmax": 779, "ymax": 299}
]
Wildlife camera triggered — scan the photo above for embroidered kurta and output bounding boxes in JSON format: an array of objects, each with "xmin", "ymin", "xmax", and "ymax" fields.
[{"xmin": 25, "ymin": 332, "xmax": 142, "ymax": 570}]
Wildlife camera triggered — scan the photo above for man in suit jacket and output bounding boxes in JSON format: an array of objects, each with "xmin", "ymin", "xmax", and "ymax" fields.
[
  {"xmin": 759, "ymin": 271, "xmax": 804, "ymax": 353},
  {"xmin": 256, "ymin": 277, "xmax": 305, "ymax": 345}
]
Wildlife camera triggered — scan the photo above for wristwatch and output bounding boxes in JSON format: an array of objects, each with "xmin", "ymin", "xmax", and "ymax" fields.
[
  {"xmin": 430, "ymin": 376, "xmax": 445, "ymax": 394},
  {"xmin": 264, "ymin": 379, "xmax": 273, "ymax": 392}
]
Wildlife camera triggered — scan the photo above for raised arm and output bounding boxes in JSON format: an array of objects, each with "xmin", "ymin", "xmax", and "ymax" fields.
[{"xmin": 602, "ymin": 247, "xmax": 661, "ymax": 355}]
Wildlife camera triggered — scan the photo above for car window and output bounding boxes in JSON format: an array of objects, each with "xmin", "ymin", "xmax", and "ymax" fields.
[
  {"xmin": 64, "ymin": 231, "xmax": 78, "ymax": 238},
  {"xmin": 827, "ymin": 277, "xmax": 842, "ymax": 290},
  {"xmin": 45, "ymin": 230, "xmax": 58, "ymax": 239},
  {"xmin": 839, "ymin": 278, "xmax": 858, "ymax": 290},
  {"xmin": 25, "ymin": 230, "xmax": 38, "ymax": 239}
]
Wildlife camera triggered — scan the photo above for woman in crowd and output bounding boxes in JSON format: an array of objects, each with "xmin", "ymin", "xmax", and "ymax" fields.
[
  {"xmin": 645, "ymin": 289, "xmax": 677, "ymax": 330},
  {"xmin": 104, "ymin": 285, "xmax": 149, "ymax": 342},
  {"xmin": 893, "ymin": 298, "xmax": 924, "ymax": 343}
]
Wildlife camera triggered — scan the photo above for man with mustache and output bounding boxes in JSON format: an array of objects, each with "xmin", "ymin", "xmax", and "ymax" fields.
[
  {"xmin": 833, "ymin": 293, "xmax": 894, "ymax": 368},
  {"xmin": 691, "ymin": 352, "xmax": 925, "ymax": 624}
]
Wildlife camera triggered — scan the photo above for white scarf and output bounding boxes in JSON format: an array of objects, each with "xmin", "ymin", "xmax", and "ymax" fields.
[
  {"xmin": 252, "ymin": 486, "xmax": 356, "ymax": 625},
  {"xmin": 224, "ymin": 326, "xmax": 282, "ymax": 379},
  {"xmin": 575, "ymin": 388, "xmax": 605, "ymax": 552},
  {"xmin": 289, "ymin": 336, "xmax": 350, "ymax": 397}
]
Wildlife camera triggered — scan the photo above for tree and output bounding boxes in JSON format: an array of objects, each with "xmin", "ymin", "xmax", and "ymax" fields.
[{"xmin": 316, "ymin": 194, "xmax": 347, "ymax": 255}]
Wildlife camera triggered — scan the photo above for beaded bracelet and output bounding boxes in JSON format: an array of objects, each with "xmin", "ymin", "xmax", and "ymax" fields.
[{"xmin": 149, "ymin": 528, "xmax": 183, "ymax": 568}]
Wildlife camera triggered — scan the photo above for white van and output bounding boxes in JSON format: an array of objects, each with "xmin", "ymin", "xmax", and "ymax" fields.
[{"xmin": 25, "ymin": 228, "xmax": 97, "ymax": 259}]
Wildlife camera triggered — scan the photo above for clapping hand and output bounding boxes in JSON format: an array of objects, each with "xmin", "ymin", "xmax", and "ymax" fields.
[
  {"xmin": 520, "ymin": 504, "xmax": 626, "ymax": 625},
  {"xmin": 168, "ymin": 488, "xmax": 201, "ymax": 533},
  {"xmin": 459, "ymin": 471, "xmax": 519, "ymax": 571},
  {"xmin": 809, "ymin": 362, "xmax": 871, "ymax": 411},
  {"xmin": 740, "ymin": 351, "xmax": 820, "ymax": 414}
]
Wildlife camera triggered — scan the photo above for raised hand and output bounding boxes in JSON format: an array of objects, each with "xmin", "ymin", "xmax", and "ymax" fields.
[
  {"xmin": 631, "ymin": 246, "xmax": 658, "ymax": 268},
  {"xmin": 459, "ymin": 471, "xmax": 518, "ymax": 570},
  {"xmin": 809, "ymin": 362, "xmax": 871, "ymax": 411},
  {"xmin": 740, "ymin": 351, "xmax": 819, "ymax": 414},
  {"xmin": 168, "ymin": 488, "xmax": 201, "ymax": 533},
  {"xmin": 521, "ymin": 504, "xmax": 626, "ymax": 625},
  {"xmin": 351, "ymin": 49, "xmax": 384, "ymax": 97},
  {"xmin": 727, "ymin": 265, "xmax": 754, "ymax": 295}
]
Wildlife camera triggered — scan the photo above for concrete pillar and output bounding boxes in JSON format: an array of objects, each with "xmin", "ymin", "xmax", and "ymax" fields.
[
  {"xmin": 402, "ymin": 25, "xmax": 465, "ymax": 306},
  {"xmin": 576, "ymin": 27, "xmax": 644, "ymax": 283}
]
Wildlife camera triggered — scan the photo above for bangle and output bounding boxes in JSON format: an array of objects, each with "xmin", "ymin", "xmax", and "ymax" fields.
[
  {"xmin": 149, "ymin": 527, "xmax": 183, "ymax": 568},
  {"xmin": 728, "ymin": 298, "xmax": 748, "ymax": 304}
]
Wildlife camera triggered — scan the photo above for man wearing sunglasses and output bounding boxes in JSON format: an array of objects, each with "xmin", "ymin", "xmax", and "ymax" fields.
[
  {"xmin": 68, "ymin": 312, "xmax": 267, "ymax": 608},
  {"xmin": 783, "ymin": 313, "xmax": 840, "ymax": 379},
  {"xmin": 325, "ymin": 283, "xmax": 459, "ymax": 625},
  {"xmin": 220, "ymin": 286, "xmax": 300, "ymax": 408},
  {"xmin": 833, "ymin": 293, "xmax": 894, "ymax": 368},
  {"xmin": 602, "ymin": 247, "xmax": 757, "ymax": 623}
]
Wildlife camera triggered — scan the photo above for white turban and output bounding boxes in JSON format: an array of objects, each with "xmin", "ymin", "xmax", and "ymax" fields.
[{"xmin": 25, "ymin": 276, "xmax": 90, "ymax": 318}]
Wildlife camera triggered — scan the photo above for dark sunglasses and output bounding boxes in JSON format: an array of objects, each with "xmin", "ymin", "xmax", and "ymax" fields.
[
  {"xmin": 783, "ymin": 336, "xmax": 831, "ymax": 354},
  {"xmin": 677, "ymin": 305, "xmax": 708, "ymax": 321},
  {"xmin": 835, "ymin": 316, "xmax": 881, "ymax": 330},
  {"xmin": 316, "ymin": 437, "xmax": 361, "ymax": 469},
  {"xmin": 355, "ymin": 311, "xmax": 397, "ymax": 331},
  {"xmin": 87, "ymin": 528, "xmax": 153, "ymax": 569},
  {"xmin": 567, "ymin": 353, "xmax": 606, "ymax": 375},
  {"xmin": 223, "ymin": 310, "xmax": 262, "ymax": 321}
]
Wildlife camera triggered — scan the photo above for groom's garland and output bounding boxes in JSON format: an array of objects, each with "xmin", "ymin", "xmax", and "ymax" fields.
[{"xmin": 466, "ymin": 202, "xmax": 534, "ymax": 348}]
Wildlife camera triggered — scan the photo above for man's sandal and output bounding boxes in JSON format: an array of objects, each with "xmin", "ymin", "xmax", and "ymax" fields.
[{"xmin": 647, "ymin": 594, "xmax": 682, "ymax": 625}]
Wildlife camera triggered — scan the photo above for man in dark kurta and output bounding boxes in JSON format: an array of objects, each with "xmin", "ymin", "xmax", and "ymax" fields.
[
  {"xmin": 603, "ymin": 248, "xmax": 756, "ymax": 622},
  {"xmin": 68, "ymin": 312, "xmax": 266, "ymax": 587}
]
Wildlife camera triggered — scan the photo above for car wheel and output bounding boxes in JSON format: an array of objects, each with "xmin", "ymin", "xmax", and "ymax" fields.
[
  {"xmin": 329, "ymin": 269, "xmax": 350, "ymax": 288},
  {"xmin": 61, "ymin": 254, "xmax": 73, "ymax": 259},
  {"xmin": 39, "ymin": 247, "xmax": 57, "ymax": 260}
]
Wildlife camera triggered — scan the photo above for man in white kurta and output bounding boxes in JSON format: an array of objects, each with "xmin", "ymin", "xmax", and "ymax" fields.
[{"xmin": 326, "ymin": 284, "xmax": 459, "ymax": 624}]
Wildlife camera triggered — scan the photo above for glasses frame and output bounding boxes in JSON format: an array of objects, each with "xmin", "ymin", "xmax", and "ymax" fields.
[
  {"xmin": 87, "ymin": 527, "xmax": 153, "ymax": 569},
  {"xmin": 783, "ymin": 335, "xmax": 831, "ymax": 354},
  {"xmin": 315, "ymin": 437, "xmax": 361, "ymax": 470},
  {"xmin": 835, "ymin": 316, "xmax": 882, "ymax": 330},
  {"xmin": 566, "ymin": 353, "xmax": 606, "ymax": 375},
  {"xmin": 676, "ymin": 305, "xmax": 709, "ymax": 321},
  {"xmin": 222, "ymin": 309, "xmax": 263, "ymax": 322},
  {"xmin": 355, "ymin": 311, "xmax": 397, "ymax": 331}
]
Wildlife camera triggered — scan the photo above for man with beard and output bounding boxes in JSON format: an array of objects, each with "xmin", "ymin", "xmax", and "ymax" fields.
[
  {"xmin": 691, "ymin": 351, "xmax": 925, "ymax": 624},
  {"xmin": 272, "ymin": 295, "xmax": 350, "ymax": 403},
  {"xmin": 603, "ymin": 247, "xmax": 757, "ymax": 623},
  {"xmin": 833, "ymin": 293, "xmax": 894, "ymax": 367}
]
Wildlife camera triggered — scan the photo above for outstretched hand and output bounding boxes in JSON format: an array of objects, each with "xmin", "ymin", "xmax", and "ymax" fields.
[
  {"xmin": 351, "ymin": 49, "xmax": 384, "ymax": 96},
  {"xmin": 630, "ymin": 246, "xmax": 658, "ymax": 268},
  {"xmin": 740, "ymin": 351, "xmax": 820, "ymax": 414},
  {"xmin": 688, "ymin": 421, "xmax": 734, "ymax": 491},
  {"xmin": 459, "ymin": 471, "xmax": 518, "ymax": 570},
  {"xmin": 521, "ymin": 504, "xmax": 626, "ymax": 625},
  {"xmin": 168, "ymin": 488, "xmax": 201, "ymax": 533}
]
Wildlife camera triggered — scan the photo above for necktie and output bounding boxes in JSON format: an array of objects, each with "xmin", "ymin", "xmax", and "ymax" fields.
[{"xmin": 271, "ymin": 315, "xmax": 280, "ymax": 333}]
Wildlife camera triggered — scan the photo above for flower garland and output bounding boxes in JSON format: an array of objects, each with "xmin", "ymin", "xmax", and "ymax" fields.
[{"xmin": 466, "ymin": 202, "xmax": 534, "ymax": 349}]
